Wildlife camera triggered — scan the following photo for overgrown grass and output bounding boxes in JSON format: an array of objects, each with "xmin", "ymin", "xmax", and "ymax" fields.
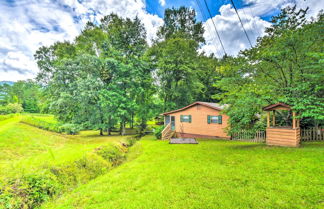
[
  {"xmin": 0, "ymin": 114, "xmax": 16, "ymax": 122},
  {"xmin": 43, "ymin": 137, "xmax": 324, "ymax": 209},
  {"xmin": 20, "ymin": 115, "xmax": 81, "ymax": 134},
  {"xmin": 0, "ymin": 115, "xmax": 138, "ymax": 208}
]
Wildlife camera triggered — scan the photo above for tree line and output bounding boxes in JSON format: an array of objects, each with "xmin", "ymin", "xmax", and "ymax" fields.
[{"xmin": 1, "ymin": 5, "xmax": 322, "ymax": 134}]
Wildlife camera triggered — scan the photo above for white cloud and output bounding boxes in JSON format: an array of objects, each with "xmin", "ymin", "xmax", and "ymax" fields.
[
  {"xmin": 0, "ymin": 0, "xmax": 163, "ymax": 81},
  {"xmin": 202, "ymin": 0, "xmax": 323, "ymax": 57},
  {"xmin": 159, "ymin": 0, "xmax": 166, "ymax": 7},
  {"xmin": 201, "ymin": 4, "xmax": 270, "ymax": 57}
]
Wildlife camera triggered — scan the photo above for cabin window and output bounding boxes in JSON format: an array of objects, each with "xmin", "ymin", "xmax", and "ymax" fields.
[
  {"xmin": 180, "ymin": 115, "xmax": 192, "ymax": 123},
  {"xmin": 207, "ymin": 115, "xmax": 222, "ymax": 124}
]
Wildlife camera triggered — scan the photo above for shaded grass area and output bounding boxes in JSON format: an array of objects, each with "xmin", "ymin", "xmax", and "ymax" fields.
[{"xmin": 44, "ymin": 138, "xmax": 324, "ymax": 209}]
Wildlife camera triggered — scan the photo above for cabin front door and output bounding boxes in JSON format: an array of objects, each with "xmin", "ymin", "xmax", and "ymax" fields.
[{"xmin": 171, "ymin": 116, "xmax": 175, "ymax": 131}]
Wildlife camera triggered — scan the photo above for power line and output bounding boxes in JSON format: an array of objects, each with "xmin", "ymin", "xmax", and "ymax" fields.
[
  {"xmin": 241, "ymin": 6, "xmax": 261, "ymax": 39},
  {"xmin": 229, "ymin": 0, "xmax": 253, "ymax": 48},
  {"xmin": 194, "ymin": 0, "xmax": 223, "ymax": 57},
  {"xmin": 202, "ymin": 0, "xmax": 227, "ymax": 55}
]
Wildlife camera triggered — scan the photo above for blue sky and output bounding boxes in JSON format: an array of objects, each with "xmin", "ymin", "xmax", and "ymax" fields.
[{"xmin": 0, "ymin": 0, "xmax": 323, "ymax": 81}]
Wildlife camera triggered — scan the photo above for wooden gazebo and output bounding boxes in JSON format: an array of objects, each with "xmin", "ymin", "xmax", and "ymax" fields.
[{"xmin": 263, "ymin": 103, "xmax": 300, "ymax": 147}]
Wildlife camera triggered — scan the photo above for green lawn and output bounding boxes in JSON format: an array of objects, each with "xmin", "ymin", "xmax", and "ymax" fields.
[
  {"xmin": 0, "ymin": 115, "xmax": 130, "ymax": 180},
  {"xmin": 43, "ymin": 137, "xmax": 324, "ymax": 209},
  {"xmin": 1, "ymin": 115, "xmax": 323, "ymax": 208}
]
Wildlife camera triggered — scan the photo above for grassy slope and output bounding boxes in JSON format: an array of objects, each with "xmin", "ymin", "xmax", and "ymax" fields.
[
  {"xmin": 43, "ymin": 138, "xmax": 324, "ymax": 209},
  {"xmin": 0, "ymin": 115, "xmax": 129, "ymax": 179}
]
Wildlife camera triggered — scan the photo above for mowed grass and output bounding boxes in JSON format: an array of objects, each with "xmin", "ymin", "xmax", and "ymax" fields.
[
  {"xmin": 0, "ymin": 115, "xmax": 130, "ymax": 179},
  {"xmin": 43, "ymin": 137, "xmax": 324, "ymax": 209}
]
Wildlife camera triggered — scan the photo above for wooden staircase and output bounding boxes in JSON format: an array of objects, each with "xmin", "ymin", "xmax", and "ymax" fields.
[{"xmin": 161, "ymin": 123, "xmax": 175, "ymax": 140}]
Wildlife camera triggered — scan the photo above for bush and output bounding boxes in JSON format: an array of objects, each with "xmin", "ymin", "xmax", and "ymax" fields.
[
  {"xmin": 0, "ymin": 174, "xmax": 59, "ymax": 209},
  {"xmin": 21, "ymin": 116, "xmax": 81, "ymax": 135},
  {"xmin": 0, "ymin": 103, "xmax": 23, "ymax": 115},
  {"xmin": 154, "ymin": 125, "xmax": 164, "ymax": 139},
  {"xmin": 59, "ymin": 123, "xmax": 81, "ymax": 135},
  {"xmin": 50, "ymin": 153, "xmax": 111, "ymax": 187},
  {"xmin": 95, "ymin": 145, "xmax": 126, "ymax": 166}
]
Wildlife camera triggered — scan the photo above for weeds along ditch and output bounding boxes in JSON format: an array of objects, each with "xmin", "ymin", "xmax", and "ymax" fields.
[{"xmin": 0, "ymin": 137, "xmax": 138, "ymax": 209}]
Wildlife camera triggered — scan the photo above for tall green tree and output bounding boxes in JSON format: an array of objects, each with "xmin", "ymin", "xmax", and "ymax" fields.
[
  {"xmin": 157, "ymin": 6, "xmax": 205, "ymax": 44},
  {"xmin": 35, "ymin": 14, "xmax": 155, "ymax": 135},
  {"xmin": 149, "ymin": 7, "xmax": 207, "ymax": 111},
  {"xmin": 215, "ymin": 6, "xmax": 324, "ymax": 132}
]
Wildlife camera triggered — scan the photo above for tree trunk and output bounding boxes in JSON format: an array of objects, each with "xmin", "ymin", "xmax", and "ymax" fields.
[
  {"xmin": 122, "ymin": 122, "xmax": 126, "ymax": 136},
  {"xmin": 107, "ymin": 127, "xmax": 111, "ymax": 136},
  {"xmin": 100, "ymin": 128, "xmax": 103, "ymax": 136}
]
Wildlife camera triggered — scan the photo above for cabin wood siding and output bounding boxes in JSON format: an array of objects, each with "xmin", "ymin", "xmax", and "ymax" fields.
[
  {"xmin": 266, "ymin": 128, "xmax": 300, "ymax": 147},
  {"xmin": 167, "ymin": 104, "xmax": 229, "ymax": 138}
]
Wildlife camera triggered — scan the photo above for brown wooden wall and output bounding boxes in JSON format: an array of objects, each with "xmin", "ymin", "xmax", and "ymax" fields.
[
  {"xmin": 167, "ymin": 104, "xmax": 230, "ymax": 138},
  {"xmin": 266, "ymin": 128, "xmax": 300, "ymax": 147}
]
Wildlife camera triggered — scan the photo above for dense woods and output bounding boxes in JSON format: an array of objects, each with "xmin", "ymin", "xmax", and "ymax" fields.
[{"xmin": 1, "ymin": 5, "xmax": 323, "ymax": 133}]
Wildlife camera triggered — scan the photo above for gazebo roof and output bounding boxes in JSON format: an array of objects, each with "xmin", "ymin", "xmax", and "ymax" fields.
[{"xmin": 263, "ymin": 103, "xmax": 292, "ymax": 111}]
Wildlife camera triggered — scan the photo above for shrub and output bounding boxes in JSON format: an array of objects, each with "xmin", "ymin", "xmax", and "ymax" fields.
[
  {"xmin": 0, "ymin": 103, "xmax": 23, "ymax": 115},
  {"xmin": 154, "ymin": 125, "xmax": 164, "ymax": 139},
  {"xmin": 59, "ymin": 123, "xmax": 81, "ymax": 135},
  {"xmin": 95, "ymin": 145, "xmax": 126, "ymax": 166},
  {"xmin": 21, "ymin": 116, "xmax": 81, "ymax": 135},
  {"xmin": 0, "ymin": 174, "xmax": 59, "ymax": 209},
  {"xmin": 50, "ymin": 153, "xmax": 111, "ymax": 187}
]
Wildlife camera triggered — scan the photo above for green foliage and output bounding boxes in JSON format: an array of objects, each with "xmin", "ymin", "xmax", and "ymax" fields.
[
  {"xmin": 215, "ymin": 7, "xmax": 324, "ymax": 130},
  {"xmin": 50, "ymin": 153, "xmax": 111, "ymax": 187},
  {"xmin": 35, "ymin": 14, "xmax": 157, "ymax": 136},
  {"xmin": 21, "ymin": 115, "xmax": 80, "ymax": 135},
  {"xmin": 154, "ymin": 125, "xmax": 164, "ymax": 139},
  {"xmin": 0, "ymin": 174, "xmax": 59, "ymax": 209},
  {"xmin": 0, "ymin": 103, "xmax": 23, "ymax": 115},
  {"xmin": 0, "ymin": 80, "xmax": 41, "ymax": 113},
  {"xmin": 58, "ymin": 123, "xmax": 82, "ymax": 135},
  {"xmin": 157, "ymin": 6, "xmax": 205, "ymax": 44},
  {"xmin": 95, "ymin": 145, "xmax": 126, "ymax": 166}
]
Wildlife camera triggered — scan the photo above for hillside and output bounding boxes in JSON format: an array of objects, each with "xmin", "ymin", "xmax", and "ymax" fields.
[{"xmin": 43, "ymin": 138, "xmax": 324, "ymax": 209}]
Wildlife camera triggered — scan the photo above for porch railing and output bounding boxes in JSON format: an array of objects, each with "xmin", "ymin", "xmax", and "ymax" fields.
[{"xmin": 161, "ymin": 123, "xmax": 174, "ymax": 140}]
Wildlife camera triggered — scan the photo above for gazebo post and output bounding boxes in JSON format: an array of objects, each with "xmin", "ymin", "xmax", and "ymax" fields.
[
  {"xmin": 292, "ymin": 111, "xmax": 296, "ymax": 129},
  {"xmin": 267, "ymin": 112, "xmax": 270, "ymax": 128},
  {"xmin": 272, "ymin": 110, "xmax": 276, "ymax": 127}
]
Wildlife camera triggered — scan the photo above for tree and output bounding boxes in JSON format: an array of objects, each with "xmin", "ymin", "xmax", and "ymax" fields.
[
  {"xmin": 157, "ymin": 7, "xmax": 205, "ymax": 44},
  {"xmin": 148, "ymin": 38, "xmax": 203, "ymax": 111},
  {"xmin": 149, "ymin": 7, "xmax": 207, "ymax": 111},
  {"xmin": 215, "ymin": 6, "xmax": 324, "ymax": 131},
  {"xmin": 34, "ymin": 14, "xmax": 155, "ymax": 135}
]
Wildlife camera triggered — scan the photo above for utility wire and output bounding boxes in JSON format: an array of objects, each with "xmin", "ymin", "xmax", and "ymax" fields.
[
  {"xmin": 241, "ymin": 6, "xmax": 261, "ymax": 39},
  {"xmin": 229, "ymin": 0, "xmax": 253, "ymax": 48},
  {"xmin": 194, "ymin": 0, "xmax": 222, "ymax": 57},
  {"xmin": 202, "ymin": 0, "xmax": 227, "ymax": 55}
]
